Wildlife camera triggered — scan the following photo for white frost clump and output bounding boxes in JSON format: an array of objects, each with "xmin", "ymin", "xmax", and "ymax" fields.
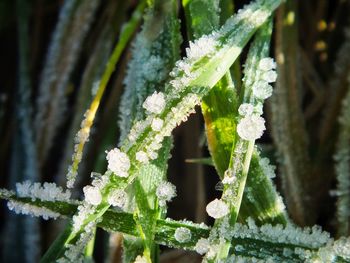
[
  {"xmin": 238, "ymin": 103, "xmax": 254, "ymax": 116},
  {"xmin": 134, "ymin": 255, "xmax": 148, "ymax": 263},
  {"xmin": 7, "ymin": 200, "xmax": 60, "ymax": 220},
  {"xmin": 195, "ymin": 238, "xmax": 210, "ymax": 255},
  {"xmin": 262, "ymin": 70, "xmax": 278, "ymax": 83},
  {"xmin": 174, "ymin": 227, "xmax": 192, "ymax": 243},
  {"xmin": 252, "ymin": 80, "xmax": 273, "ymax": 100},
  {"xmin": 16, "ymin": 181, "xmax": 71, "ymax": 202},
  {"xmin": 156, "ymin": 181, "xmax": 176, "ymax": 206},
  {"xmin": 106, "ymin": 148, "xmax": 130, "ymax": 177},
  {"xmin": 142, "ymin": 91, "xmax": 166, "ymax": 114},
  {"xmin": 237, "ymin": 115, "xmax": 266, "ymax": 141},
  {"xmin": 186, "ymin": 36, "xmax": 218, "ymax": 61},
  {"xmin": 258, "ymin": 58, "xmax": 276, "ymax": 71},
  {"xmin": 206, "ymin": 199, "xmax": 229, "ymax": 219},
  {"xmin": 136, "ymin": 151, "xmax": 149, "ymax": 164},
  {"xmin": 108, "ymin": 189, "xmax": 127, "ymax": 208},
  {"xmin": 83, "ymin": 186, "xmax": 102, "ymax": 206},
  {"xmin": 151, "ymin": 117, "xmax": 163, "ymax": 131}
]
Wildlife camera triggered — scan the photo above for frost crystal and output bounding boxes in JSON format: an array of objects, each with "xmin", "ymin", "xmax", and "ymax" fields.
[
  {"xmin": 206, "ymin": 199, "xmax": 229, "ymax": 219},
  {"xmin": 151, "ymin": 117, "xmax": 163, "ymax": 131},
  {"xmin": 186, "ymin": 36, "xmax": 218, "ymax": 61},
  {"xmin": 108, "ymin": 189, "xmax": 127, "ymax": 208},
  {"xmin": 136, "ymin": 151, "xmax": 149, "ymax": 164},
  {"xmin": 174, "ymin": 227, "xmax": 191, "ymax": 243},
  {"xmin": 16, "ymin": 181, "xmax": 71, "ymax": 202},
  {"xmin": 195, "ymin": 238, "xmax": 210, "ymax": 255},
  {"xmin": 252, "ymin": 80, "xmax": 273, "ymax": 100},
  {"xmin": 83, "ymin": 186, "xmax": 102, "ymax": 206},
  {"xmin": 142, "ymin": 91, "xmax": 166, "ymax": 114},
  {"xmin": 134, "ymin": 255, "xmax": 148, "ymax": 263},
  {"xmin": 262, "ymin": 70, "xmax": 277, "ymax": 83},
  {"xmin": 106, "ymin": 148, "xmax": 130, "ymax": 177},
  {"xmin": 156, "ymin": 181, "xmax": 176, "ymax": 206},
  {"xmin": 238, "ymin": 103, "xmax": 254, "ymax": 116},
  {"xmin": 258, "ymin": 58, "xmax": 276, "ymax": 71},
  {"xmin": 7, "ymin": 200, "xmax": 60, "ymax": 220},
  {"xmin": 237, "ymin": 115, "xmax": 266, "ymax": 141}
]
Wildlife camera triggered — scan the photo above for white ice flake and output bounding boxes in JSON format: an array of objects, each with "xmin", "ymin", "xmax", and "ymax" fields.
[
  {"xmin": 83, "ymin": 185, "xmax": 102, "ymax": 206},
  {"xmin": 206, "ymin": 199, "xmax": 229, "ymax": 219},
  {"xmin": 174, "ymin": 227, "xmax": 192, "ymax": 243},
  {"xmin": 238, "ymin": 103, "xmax": 254, "ymax": 116},
  {"xmin": 106, "ymin": 148, "xmax": 130, "ymax": 177},
  {"xmin": 156, "ymin": 181, "xmax": 176, "ymax": 206},
  {"xmin": 195, "ymin": 238, "xmax": 210, "ymax": 255},
  {"xmin": 142, "ymin": 91, "xmax": 166, "ymax": 114},
  {"xmin": 107, "ymin": 189, "xmax": 127, "ymax": 208},
  {"xmin": 237, "ymin": 115, "xmax": 266, "ymax": 141},
  {"xmin": 258, "ymin": 58, "xmax": 276, "ymax": 71},
  {"xmin": 151, "ymin": 117, "xmax": 164, "ymax": 131},
  {"xmin": 252, "ymin": 80, "xmax": 273, "ymax": 100}
]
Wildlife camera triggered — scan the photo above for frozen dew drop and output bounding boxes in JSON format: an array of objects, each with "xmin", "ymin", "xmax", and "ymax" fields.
[
  {"xmin": 238, "ymin": 103, "xmax": 254, "ymax": 116},
  {"xmin": 142, "ymin": 91, "xmax": 166, "ymax": 114},
  {"xmin": 262, "ymin": 70, "xmax": 277, "ymax": 83},
  {"xmin": 258, "ymin": 57, "xmax": 276, "ymax": 71},
  {"xmin": 194, "ymin": 238, "xmax": 210, "ymax": 255},
  {"xmin": 151, "ymin": 117, "xmax": 163, "ymax": 131},
  {"xmin": 83, "ymin": 186, "xmax": 102, "ymax": 206},
  {"xmin": 237, "ymin": 115, "xmax": 266, "ymax": 141},
  {"xmin": 106, "ymin": 148, "xmax": 130, "ymax": 177},
  {"xmin": 156, "ymin": 181, "xmax": 176, "ymax": 206},
  {"xmin": 134, "ymin": 255, "xmax": 148, "ymax": 263},
  {"xmin": 107, "ymin": 189, "xmax": 127, "ymax": 208},
  {"xmin": 136, "ymin": 151, "xmax": 149, "ymax": 164},
  {"xmin": 206, "ymin": 198, "xmax": 229, "ymax": 219},
  {"xmin": 252, "ymin": 80, "xmax": 273, "ymax": 100},
  {"xmin": 174, "ymin": 227, "xmax": 192, "ymax": 243}
]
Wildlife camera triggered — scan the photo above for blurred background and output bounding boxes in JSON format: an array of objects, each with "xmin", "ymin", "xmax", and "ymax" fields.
[{"xmin": 0, "ymin": 0, "xmax": 349, "ymax": 262}]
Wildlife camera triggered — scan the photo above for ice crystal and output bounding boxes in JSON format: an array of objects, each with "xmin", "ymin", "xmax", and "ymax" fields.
[
  {"xmin": 134, "ymin": 255, "xmax": 148, "ymax": 263},
  {"xmin": 16, "ymin": 181, "xmax": 71, "ymax": 202},
  {"xmin": 156, "ymin": 181, "xmax": 176, "ymax": 206},
  {"xmin": 186, "ymin": 36, "xmax": 218, "ymax": 61},
  {"xmin": 206, "ymin": 199, "xmax": 229, "ymax": 219},
  {"xmin": 151, "ymin": 117, "xmax": 163, "ymax": 131},
  {"xmin": 252, "ymin": 80, "xmax": 273, "ymax": 100},
  {"xmin": 262, "ymin": 70, "xmax": 277, "ymax": 83},
  {"xmin": 174, "ymin": 227, "xmax": 192, "ymax": 243},
  {"xmin": 142, "ymin": 91, "xmax": 166, "ymax": 114},
  {"xmin": 7, "ymin": 200, "xmax": 60, "ymax": 220},
  {"xmin": 106, "ymin": 148, "xmax": 130, "ymax": 177},
  {"xmin": 237, "ymin": 115, "xmax": 265, "ymax": 141},
  {"xmin": 83, "ymin": 185, "xmax": 102, "ymax": 206},
  {"xmin": 258, "ymin": 58, "xmax": 276, "ymax": 71},
  {"xmin": 194, "ymin": 238, "xmax": 210, "ymax": 255},
  {"xmin": 238, "ymin": 103, "xmax": 254, "ymax": 116},
  {"xmin": 107, "ymin": 189, "xmax": 127, "ymax": 208},
  {"xmin": 135, "ymin": 151, "xmax": 149, "ymax": 164}
]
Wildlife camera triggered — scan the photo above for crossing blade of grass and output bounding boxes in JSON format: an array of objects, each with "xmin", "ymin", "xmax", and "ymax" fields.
[{"xmin": 1, "ymin": 189, "xmax": 349, "ymax": 262}]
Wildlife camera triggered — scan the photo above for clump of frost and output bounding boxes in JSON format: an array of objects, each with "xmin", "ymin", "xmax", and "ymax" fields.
[
  {"xmin": 134, "ymin": 255, "xmax": 148, "ymax": 263},
  {"xmin": 237, "ymin": 115, "xmax": 265, "ymax": 141},
  {"xmin": 16, "ymin": 181, "xmax": 71, "ymax": 202},
  {"xmin": 7, "ymin": 200, "xmax": 60, "ymax": 220},
  {"xmin": 258, "ymin": 58, "xmax": 276, "ymax": 71},
  {"xmin": 142, "ymin": 91, "xmax": 166, "ymax": 114},
  {"xmin": 156, "ymin": 181, "xmax": 176, "ymax": 206},
  {"xmin": 83, "ymin": 185, "xmax": 102, "ymax": 206},
  {"xmin": 135, "ymin": 151, "xmax": 149, "ymax": 164},
  {"xmin": 206, "ymin": 199, "xmax": 229, "ymax": 219},
  {"xmin": 107, "ymin": 189, "xmax": 127, "ymax": 208},
  {"xmin": 252, "ymin": 80, "xmax": 273, "ymax": 100},
  {"xmin": 186, "ymin": 36, "xmax": 218, "ymax": 61},
  {"xmin": 151, "ymin": 117, "xmax": 163, "ymax": 131},
  {"xmin": 174, "ymin": 227, "xmax": 192, "ymax": 243},
  {"xmin": 262, "ymin": 70, "xmax": 277, "ymax": 83},
  {"xmin": 194, "ymin": 238, "xmax": 210, "ymax": 255},
  {"xmin": 238, "ymin": 103, "xmax": 254, "ymax": 116},
  {"xmin": 106, "ymin": 148, "xmax": 130, "ymax": 177}
]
